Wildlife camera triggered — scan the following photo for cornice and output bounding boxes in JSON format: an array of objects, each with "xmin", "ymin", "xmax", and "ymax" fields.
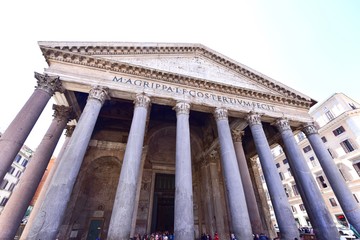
[
  {"xmin": 318, "ymin": 109, "xmax": 360, "ymax": 134},
  {"xmin": 40, "ymin": 45, "xmax": 314, "ymax": 109}
]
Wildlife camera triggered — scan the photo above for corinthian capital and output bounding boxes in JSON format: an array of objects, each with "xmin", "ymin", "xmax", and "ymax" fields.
[
  {"xmin": 246, "ymin": 112, "xmax": 262, "ymax": 126},
  {"xmin": 232, "ymin": 128, "xmax": 244, "ymax": 142},
  {"xmin": 52, "ymin": 105, "xmax": 74, "ymax": 123},
  {"xmin": 275, "ymin": 118, "xmax": 291, "ymax": 133},
  {"xmin": 35, "ymin": 72, "xmax": 64, "ymax": 95},
  {"xmin": 209, "ymin": 150, "xmax": 218, "ymax": 163},
  {"xmin": 302, "ymin": 122, "xmax": 318, "ymax": 136},
  {"xmin": 65, "ymin": 125, "xmax": 75, "ymax": 137},
  {"xmin": 174, "ymin": 102, "xmax": 190, "ymax": 115},
  {"xmin": 214, "ymin": 108, "xmax": 228, "ymax": 121},
  {"xmin": 88, "ymin": 86, "xmax": 109, "ymax": 105},
  {"xmin": 134, "ymin": 93, "xmax": 151, "ymax": 108}
]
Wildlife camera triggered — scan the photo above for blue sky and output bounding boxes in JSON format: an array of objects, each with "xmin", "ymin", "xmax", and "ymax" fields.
[{"xmin": 0, "ymin": 0, "xmax": 359, "ymax": 153}]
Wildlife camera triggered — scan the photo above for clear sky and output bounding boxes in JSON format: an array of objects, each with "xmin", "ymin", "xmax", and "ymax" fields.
[{"xmin": 0, "ymin": 0, "xmax": 359, "ymax": 154}]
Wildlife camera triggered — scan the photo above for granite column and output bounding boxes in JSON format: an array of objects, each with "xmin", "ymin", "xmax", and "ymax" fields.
[
  {"xmin": 275, "ymin": 118, "xmax": 339, "ymax": 240},
  {"xmin": 107, "ymin": 94, "xmax": 151, "ymax": 240},
  {"xmin": 20, "ymin": 125, "xmax": 75, "ymax": 240},
  {"xmin": 0, "ymin": 105, "xmax": 73, "ymax": 239},
  {"xmin": 303, "ymin": 123, "xmax": 360, "ymax": 233},
  {"xmin": 232, "ymin": 129, "xmax": 264, "ymax": 234},
  {"xmin": 26, "ymin": 86, "xmax": 109, "ymax": 239},
  {"xmin": 208, "ymin": 150, "xmax": 227, "ymax": 240},
  {"xmin": 214, "ymin": 108, "xmax": 252, "ymax": 240},
  {"xmin": 173, "ymin": 102, "xmax": 195, "ymax": 240},
  {"xmin": 246, "ymin": 112, "xmax": 299, "ymax": 240},
  {"xmin": 0, "ymin": 72, "xmax": 63, "ymax": 181}
]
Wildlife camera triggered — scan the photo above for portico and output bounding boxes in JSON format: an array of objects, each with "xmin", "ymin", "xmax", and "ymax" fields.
[{"xmin": 0, "ymin": 42, "xmax": 354, "ymax": 240}]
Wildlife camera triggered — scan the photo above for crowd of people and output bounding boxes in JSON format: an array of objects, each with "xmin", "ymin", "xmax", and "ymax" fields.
[
  {"xmin": 131, "ymin": 231, "xmax": 174, "ymax": 240},
  {"xmin": 200, "ymin": 232, "xmax": 219, "ymax": 240},
  {"xmin": 129, "ymin": 231, "xmax": 273, "ymax": 240}
]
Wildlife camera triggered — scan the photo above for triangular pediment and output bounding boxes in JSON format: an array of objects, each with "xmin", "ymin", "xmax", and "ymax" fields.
[
  {"xmin": 39, "ymin": 42, "xmax": 316, "ymax": 109},
  {"xmin": 102, "ymin": 54, "xmax": 275, "ymax": 95}
]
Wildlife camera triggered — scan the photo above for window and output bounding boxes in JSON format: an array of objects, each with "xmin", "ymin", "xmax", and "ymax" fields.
[
  {"xmin": 283, "ymin": 159, "xmax": 288, "ymax": 164},
  {"xmin": 321, "ymin": 136, "xmax": 327, "ymax": 143},
  {"xmin": 0, "ymin": 197, "xmax": 8, "ymax": 207},
  {"xmin": 276, "ymin": 163, "xmax": 280, "ymax": 168},
  {"xmin": 299, "ymin": 204, "xmax": 306, "ymax": 211},
  {"xmin": 325, "ymin": 110, "xmax": 335, "ymax": 121},
  {"xmin": 310, "ymin": 156, "xmax": 317, "ymax": 167},
  {"xmin": 297, "ymin": 132, "xmax": 306, "ymax": 142},
  {"xmin": 329, "ymin": 198, "xmax": 338, "ymax": 207},
  {"xmin": 8, "ymin": 183, "xmax": 15, "ymax": 191},
  {"xmin": 333, "ymin": 126, "xmax": 345, "ymax": 136},
  {"xmin": 292, "ymin": 184, "xmax": 299, "ymax": 196},
  {"xmin": 303, "ymin": 145, "xmax": 312, "ymax": 153},
  {"xmin": 354, "ymin": 163, "xmax": 360, "ymax": 177},
  {"xmin": 287, "ymin": 168, "xmax": 292, "ymax": 176},
  {"xmin": 291, "ymin": 206, "xmax": 297, "ymax": 213},
  {"xmin": 14, "ymin": 154, "xmax": 21, "ymax": 163},
  {"xmin": 317, "ymin": 175, "xmax": 328, "ymax": 188},
  {"xmin": 354, "ymin": 194, "xmax": 359, "ymax": 203},
  {"xmin": 339, "ymin": 169, "xmax": 348, "ymax": 181},
  {"xmin": 8, "ymin": 166, "xmax": 15, "ymax": 175},
  {"xmin": 340, "ymin": 139, "xmax": 355, "ymax": 153},
  {"xmin": 21, "ymin": 159, "xmax": 28, "ymax": 167},
  {"xmin": 15, "ymin": 170, "xmax": 22, "ymax": 178},
  {"xmin": 279, "ymin": 172, "xmax": 284, "ymax": 181},
  {"xmin": 349, "ymin": 103, "xmax": 357, "ymax": 110},
  {"xmin": 0, "ymin": 179, "xmax": 8, "ymax": 190},
  {"xmin": 328, "ymin": 149, "xmax": 335, "ymax": 159},
  {"xmin": 284, "ymin": 187, "xmax": 290, "ymax": 197}
]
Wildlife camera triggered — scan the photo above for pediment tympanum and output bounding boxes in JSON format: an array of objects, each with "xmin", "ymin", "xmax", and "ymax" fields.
[{"xmin": 39, "ymin": 42, "xmax": 316, "ymax": 124}]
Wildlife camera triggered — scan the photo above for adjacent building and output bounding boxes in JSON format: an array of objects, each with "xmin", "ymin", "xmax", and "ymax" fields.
[
  {"xmin": 0, "ymin": 139, "xmax": 33, "ymax": 213},
  {"xmin": 263, "ymin": 93, "xmax": 360, "ymax": 228}
]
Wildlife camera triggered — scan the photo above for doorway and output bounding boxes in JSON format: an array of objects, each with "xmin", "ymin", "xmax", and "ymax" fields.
[
  {"xmin": 151, "ymin": 173, "xmax": 175, "ymax": 233},
  {"xmin": 86, "ymin": 219, "xmax": 103, "ymax": 240}
]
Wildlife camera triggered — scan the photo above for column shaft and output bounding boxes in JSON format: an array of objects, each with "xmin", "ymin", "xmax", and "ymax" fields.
[
  {"xmin": 214, "ymin": 108, "xmax": 252, "ymax": 240},
  {"xmin": 0, "ymin": 73, "xmax": 62, "ymax": 181},
  {"xmin": 246, "ymin": 113, "xmax": 299, "ymax": 240},
  {"xmin": 173, "ymin": 102, "xmax": 194, "ymax": 240},
  {"xmin": 208, "ymin": 152, "xmax": 226, "ymax": 240},
  {"xmin": 200, "ymin": 160, "xmax": 215, "ymax": 235},
  {"xmin": 232, "ymin": 130, "xmax": 264, "ymax": 234},
  {"xmin": 20, "ymin": 125, "xmax": 74, "ymax": 240},
  {"xmin": 26, "ymin": 86, "xmax": 108, "ymax": 239},
  {"xmin": 275, "ymin": 118, "xmax": 339, "ymax": 240},
  {"xmin": 107, "ymin": 94, "xmax": 150, "ymax": 240},
  {"xmin": 0, "ymin": 105, "xmax": 72, "ymax": 239},
  {"xmin": 303, "ymin": 123, "xmax": 360, "ymax": 233}
]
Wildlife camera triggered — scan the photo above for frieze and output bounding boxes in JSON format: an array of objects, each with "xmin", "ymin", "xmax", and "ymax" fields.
[
  {"xmin": 112, "ymin": 76, "xmax": 276, "ymax": 112},
  {"xmin": 40, "ymin": 45, "xmax": 314, "ymax": 109},
  {"xmin": 302, "ymin": 123, "xmax": 318, "ymax": 136}
]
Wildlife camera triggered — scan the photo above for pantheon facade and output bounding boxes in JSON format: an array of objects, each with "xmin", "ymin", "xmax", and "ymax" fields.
[{"xmin": 0, "ymin": 42, "xmax": 359, "ymax": 240}]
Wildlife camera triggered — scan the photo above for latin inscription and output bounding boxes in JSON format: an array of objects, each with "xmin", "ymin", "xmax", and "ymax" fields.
[{"xmin": 112, "ymin": 76, "xmax": 276, "ymax": 112}]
